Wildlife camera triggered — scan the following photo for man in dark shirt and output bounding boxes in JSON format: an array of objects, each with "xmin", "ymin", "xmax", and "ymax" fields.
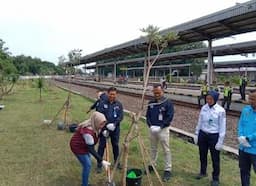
[
  {"xmin": 87, "ymin": 89, "xmax": 108, "ymax": 113},
  {"xmin": 146, "ymin": 84, "xmax": 174, "ymax": 182},
  {"xmin": 239, "ymin": 74, "xmax": 248, "ymax": 101},
  {"xmin": 96, "ymin": 87, "xmax": 123, "ymax": 173}
]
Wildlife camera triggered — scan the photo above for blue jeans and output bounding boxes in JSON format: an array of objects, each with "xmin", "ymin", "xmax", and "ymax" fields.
[{"xmin": 76, "ymin": 154, "xmax": 91, "ymax": 186}]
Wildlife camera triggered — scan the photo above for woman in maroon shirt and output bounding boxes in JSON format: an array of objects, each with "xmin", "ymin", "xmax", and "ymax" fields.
[{"xmin": 70, "ymin": 111, "xmax": 111, "ymax": 186}]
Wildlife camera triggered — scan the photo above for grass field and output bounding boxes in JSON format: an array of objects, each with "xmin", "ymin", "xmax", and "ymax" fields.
[{"xmin": 0, "ymin": 81, "xmax": 255, "ymax": 186}]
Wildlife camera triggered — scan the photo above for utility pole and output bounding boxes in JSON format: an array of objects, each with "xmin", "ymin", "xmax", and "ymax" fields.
[{"xmin": 207, "ymin": 40, "xmax": 213, "ymax": 85}]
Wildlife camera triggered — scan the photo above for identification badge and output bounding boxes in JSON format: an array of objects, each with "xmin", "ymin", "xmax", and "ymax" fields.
[
  {"xmin": 104, "ymin": 104, "xmax": 108, "ymax": 109},
  {"xmin": 158, "ymin": 113, "xmax": 163, "ymax": 121},
  {"xmin": 208, "ymin": 118, "xmax": 213, "ymax": 126}
]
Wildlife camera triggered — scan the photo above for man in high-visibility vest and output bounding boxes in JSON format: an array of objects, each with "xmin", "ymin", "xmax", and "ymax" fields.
[
  {"xmin": 239, "ymin": 74, "xmax": 248, "ymax": 101},
  {"xmin": 198, "ymin": 81, "xmax": 209, "ymax": 107},
  {"xmin": 222, "ymin": 81, "xmax": 233, "ymax": 111},
  {"xmin": 210, "ymin": 81, "xmax": 220, "ymax": 92}
]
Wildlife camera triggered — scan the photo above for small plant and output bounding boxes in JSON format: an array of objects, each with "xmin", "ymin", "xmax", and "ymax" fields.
[{"xmin": 37, "ymin": 77, "xmax": 44, "ymax": 101}]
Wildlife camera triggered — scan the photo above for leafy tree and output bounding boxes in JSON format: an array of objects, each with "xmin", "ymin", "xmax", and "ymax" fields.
[
  {"xmin": 0, "ymin": 39, "xmax": 19, "ymax": 99},
  {"xmin": 64, "ymin": 49, "xmax": 82, "ymax": 75},
  {"xmin": 58, "ymin": 55, "xmax": 66, "ymax": 66},
  {"xmin": 140, "ymin": 25, "xmax": 178, "ymax": 96},
  {"xmin": 190, "ymin": 59, "xmax": 204, "ymax": 79},
  {"xmin": 12, "ymin": 55, "xmax": 66, "ymax": 75},
  {"xmin": 121, "ymin": 25, "xmax": 178, "ymax": 186}
]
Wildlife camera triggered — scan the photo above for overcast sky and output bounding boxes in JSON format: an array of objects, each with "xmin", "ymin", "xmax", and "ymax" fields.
[{"xmin": 0, "ymin": 0, "xmax": 255, "ymax": 64}]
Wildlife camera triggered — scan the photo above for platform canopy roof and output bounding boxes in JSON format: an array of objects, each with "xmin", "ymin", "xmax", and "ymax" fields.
[
  {"xmin": 214, "ymin": 59, "xmax": 256, "ymax": 68},
  {"xmin": 83, "ymin": 40, "xmax": 256, "ymax": 69},
  {"xmin": 66, "ymin": 0, "xmax": 256, "ymax": 67}
]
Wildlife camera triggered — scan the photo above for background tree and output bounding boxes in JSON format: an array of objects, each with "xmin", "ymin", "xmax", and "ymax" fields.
[
  {"xmin": 0, "ymin": 39, "xmax": 19, "ymax": 99},
  {"xmin": 12, "ymin": 55, "xmax": 65, "ymax": 75},
  {"xmin": 58, "ymin": 55, "xmax": 67, "ymax": 66},
  {"xmin": 190, "ymin": 59, "xmax": 204, "ymax": 80},
  {"xmin": 68, "ymin": 49, "xmax": 82, "ymax": 74}
]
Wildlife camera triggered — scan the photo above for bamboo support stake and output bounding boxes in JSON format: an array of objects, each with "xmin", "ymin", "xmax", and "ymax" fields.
[
  {"xmin": 137, "ymin": 126, "xmax": 153, "ymax": 186},
  {"xmin": 141, "ymin": 139, "xmax": 164, "ymax": 186}
]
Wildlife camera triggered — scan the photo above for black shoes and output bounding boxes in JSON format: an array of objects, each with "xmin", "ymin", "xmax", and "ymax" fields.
[
  {"xmin": 163, "ymin": 171, "xmax": 171, "ymax": 182},
  {"xmin": 211, "ymin": 180, "xmax": 219, "ymax": 186},
  {"xmin": 144, "ymin": 165, "xmax": 154, "ymax": 174},
  {"xmin": 195, "ymin": 173, "xmax": 207, "ymax": 180},
  {"xmin": 144, "ymin": 166, "xmax": 171, "ymax": 182},
  {"xmin": 148, "ymin": 165, "xmax": 154, "ymax": 173}
]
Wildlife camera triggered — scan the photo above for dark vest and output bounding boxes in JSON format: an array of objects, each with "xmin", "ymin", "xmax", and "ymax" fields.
[{"xmin": 70, "ymin": 127, "xmax": 98, "ymax": 155}]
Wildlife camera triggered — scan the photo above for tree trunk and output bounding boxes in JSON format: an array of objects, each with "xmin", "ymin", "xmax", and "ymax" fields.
[
  {"xmin": 40, "ymin": 88, "xmax": 42, "ymax": 101},
  {"xmin": 121, "ymin": 120, "xmax": 136, "ymax": 186}
]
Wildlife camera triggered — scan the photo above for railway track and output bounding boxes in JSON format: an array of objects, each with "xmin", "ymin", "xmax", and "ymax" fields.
[
  {"xmin": 55, "ymin": 78, "xmax": 241, "ymax": 117},
  {"xmin": 73, "ymin": 76, "xmax": 255, "ymax": 94}
]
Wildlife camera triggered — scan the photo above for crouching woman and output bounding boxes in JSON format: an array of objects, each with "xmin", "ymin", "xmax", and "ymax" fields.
[{"xmin": 70, "ymin": 111, "xmax": 111, "ymax": 186}]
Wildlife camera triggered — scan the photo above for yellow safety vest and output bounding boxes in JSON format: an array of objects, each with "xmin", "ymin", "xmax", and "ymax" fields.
[
  {"xmin": 240, "ymin": 77, "xmax": 247, "ymax": 86},
  {"xmin": 224, "ymin": 86, "xmax": 232, "ymax": 97},
  {"xmin": 201, "ymin": 85, "xmax": 208, "ymax": 95}
]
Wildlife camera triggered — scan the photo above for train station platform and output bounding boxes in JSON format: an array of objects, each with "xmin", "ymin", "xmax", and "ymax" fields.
[{"xmin": 78, "ymin": 79, "xmax": 249, "ymax": 112}]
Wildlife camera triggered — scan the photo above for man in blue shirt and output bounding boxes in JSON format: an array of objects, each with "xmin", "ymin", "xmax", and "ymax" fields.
[
  {"xmin": 96, "ymin": 87, "xmax": 123, "ymax": 173},
  {"xmin": 146, "ymin": 84, "xmax": 174, "ymax": 182},
  {"xmin": 87, "ymin": 88, "xmax": 108, "ymax": 113},
  {"xmin": 238, "ymin": 89, "xmax": 256, "ymax": 186}
]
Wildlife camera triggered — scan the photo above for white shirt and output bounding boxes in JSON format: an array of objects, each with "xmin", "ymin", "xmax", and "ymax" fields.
[
  {"xmin": 83, "ymin": 134, "xmax": 95, "ymax": 145},
  {"xmin": 195, "ymin": 103, "xmax": 226, "ymax": 145}
]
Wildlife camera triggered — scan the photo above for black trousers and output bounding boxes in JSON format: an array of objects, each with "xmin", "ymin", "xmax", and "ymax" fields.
[
  {"xmin": 222, "ymin": 96, "xmax": 231, "ymax": 110},
  {"xmin": 97, "ymin": 127, "xmax": 120, "ymax": 167},
  {"xmin": 239, "ymin": 150, "xmax": 256, "ymax": 186},
  {"xmin": 198, "ymin": 130, "xmax": 220, "ymax": 181},
  {"xmin": 240, "ymin": 85, "xmax": 246, "ymax": 100}
]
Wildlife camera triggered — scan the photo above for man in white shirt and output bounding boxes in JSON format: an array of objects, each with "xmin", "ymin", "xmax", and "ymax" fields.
[{"xmin": 194, "ymin": 90, "xmax": 226, "ymax": 186}]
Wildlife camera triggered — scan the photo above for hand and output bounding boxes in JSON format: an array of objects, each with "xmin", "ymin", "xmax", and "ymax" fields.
[
  {"xmin": 238, "ymin": 136, "xmax": 251, "ymax": 147},
  {"xmin": 193, "ymin": 135, "xmax": 198, "ymax": 145},
  {"xmin": 150, "ymin": 126, "xmax": 161, "ymax": 133},
  {"xmin": 106, "ymin": 123, "xmax": 115, "ymax": 131},
  {"xmin": 215, "ymin": 142, "xmax": 222, "ymax": 151},
  {"xmin": 102, "ymin": 160, "xmax": 111, "ymax": 170},
  {"xmin": 102, "ymin": 130, "xmax": 109, "ymax": 138}
]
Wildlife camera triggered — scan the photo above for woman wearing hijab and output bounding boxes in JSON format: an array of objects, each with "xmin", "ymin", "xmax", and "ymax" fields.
[
  {"xmin": 70, "ymin": 111, "xmax": 111, "ymax": 186},
  {"xmin": 194, "ymin": 90, "xmax": 226, "ymax": 186}
]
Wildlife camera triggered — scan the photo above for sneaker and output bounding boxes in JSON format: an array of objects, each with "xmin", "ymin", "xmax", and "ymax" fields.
[
  {"xmin": 162, "ymin": 171, "xmax": 171, "ymax": 182},
  {"xmin": 211, "ymin": 180, "xmax": 219, "ymax": 186},
  {"xmin": 144, "ymin": 165, "xmax": 154, "ymax": 174},
  {"xmin": 195, "ymin": 173, "xmax": 207, "ymax": 180}
]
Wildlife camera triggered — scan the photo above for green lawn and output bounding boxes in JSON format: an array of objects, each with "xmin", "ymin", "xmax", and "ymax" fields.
[{"xmin": 0, "ymin": 82, "xmax": 255, "ymax": 186}]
